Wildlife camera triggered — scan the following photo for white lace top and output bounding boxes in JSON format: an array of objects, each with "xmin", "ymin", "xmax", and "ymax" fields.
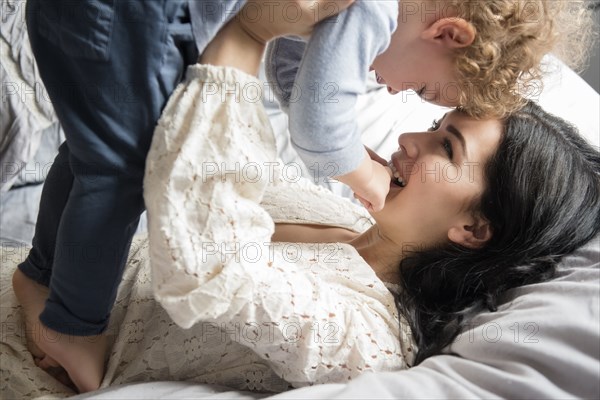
[{"xmin": 0, "ymin": 65, "xmax": 414, "ymax": 399}]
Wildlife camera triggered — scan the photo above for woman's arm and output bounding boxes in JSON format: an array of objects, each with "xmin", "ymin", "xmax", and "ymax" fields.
[
  {"xmin": 272, "ymin": 223, "xmax": 359, "ymax": 243},
  {"xmin": 199, "ymin": 17, "xmax": 265, "ymax": 76}
]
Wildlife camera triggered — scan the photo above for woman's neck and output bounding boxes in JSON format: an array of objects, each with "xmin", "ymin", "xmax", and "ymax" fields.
[{"xmin": 348, "ymin": 225, "xmax": 404, "ymax": 284}]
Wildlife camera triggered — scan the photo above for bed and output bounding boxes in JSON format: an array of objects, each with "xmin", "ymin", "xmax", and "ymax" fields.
[{"xmin": 1, "ymin": 3, "xmax": 599, "ymax": 398}]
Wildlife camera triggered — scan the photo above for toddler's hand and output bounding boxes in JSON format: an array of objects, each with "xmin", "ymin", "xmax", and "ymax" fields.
[
  {"xmin": 335, "ymin": 151, "xmax": 393, "ymax": 213},
  {"xmin": 352, "ymin": 161, "xmax": 393, "ymax": 212},
  {"xmin": 238, "ymin": 0, "xmax": 355, "ymax": 43},
  {"xmin": 365, "ymin": 145, "xmax": 388, "ymax": 166}
]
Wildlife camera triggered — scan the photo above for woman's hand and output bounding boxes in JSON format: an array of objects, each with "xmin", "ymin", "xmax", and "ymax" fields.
[
  {"xmin": 238, "ymin": 0, "xmax": 356, "ymax": 43},
  {"xmin": 201, "ymin": 0, "xmax": 355, "ymax": 75}
]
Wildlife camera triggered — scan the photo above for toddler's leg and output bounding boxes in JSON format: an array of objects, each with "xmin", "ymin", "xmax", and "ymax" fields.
[
  {"xmin": 13, "ymin": 0, "xmax": 197, "ymax": 393},
  {"xmin": 13, "ymin": 141, "xmax": 73, "ymax": 366},
  {"xmin": 19, "ymin": 142, "xmax": 73, "ymax": 287}
]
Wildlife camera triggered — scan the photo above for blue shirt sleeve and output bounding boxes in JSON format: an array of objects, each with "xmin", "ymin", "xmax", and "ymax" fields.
[
  {"xmin": 280, "ymin": 1, "xmax": 398, "ymax": 177},
  {"xmin": 188, "ymin": 0, "xmax": 248, "ymax": 55}
]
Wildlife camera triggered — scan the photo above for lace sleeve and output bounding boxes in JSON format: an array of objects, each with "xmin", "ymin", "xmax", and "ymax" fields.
[
  {"xmin": 143, "ymin": 65, "xmax": 411, "ymax": 386},
  {"xmin": 260, "ymin": 161, "xmax": 375, "ymax": 233}
]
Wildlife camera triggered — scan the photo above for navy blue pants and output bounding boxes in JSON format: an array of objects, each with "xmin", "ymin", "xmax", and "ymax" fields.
[{"xmin": 19, "ymin": 0, "xmax": 198, "ymax": 335}]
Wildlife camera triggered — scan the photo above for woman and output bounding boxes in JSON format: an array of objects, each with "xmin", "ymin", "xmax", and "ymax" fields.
[{"xmin": 142, "ymin": 59, "xmax": 600, "ymax": 392}]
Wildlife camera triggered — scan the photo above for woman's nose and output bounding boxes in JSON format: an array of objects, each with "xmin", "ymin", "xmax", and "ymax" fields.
[{"xmin": 397, "ymin": 132, "xmax": 423, "ymax": 160}]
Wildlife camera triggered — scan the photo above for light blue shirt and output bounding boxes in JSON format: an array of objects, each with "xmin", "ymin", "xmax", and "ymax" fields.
[{"xmin": 189, "ymin": 0, "xmax": 399, "ymax": 177}]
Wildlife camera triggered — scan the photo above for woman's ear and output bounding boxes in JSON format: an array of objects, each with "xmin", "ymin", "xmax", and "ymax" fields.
[
  {"xmin": 422, "ymin": 17, "xmax": 475, "ymax": 49},
  {"xmin": 448, "ymin": 217, "xmax": 492, "ymax": 249}
]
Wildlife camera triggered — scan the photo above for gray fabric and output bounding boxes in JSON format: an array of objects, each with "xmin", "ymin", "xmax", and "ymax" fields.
[
  {"xmin": 0, "ymin": 0, "xmax": 60, "ymax": 192},
  {"xmin": 0, "ymin": 183, "xmax": 42, "ymax": 246},
  {"xmin": 0, "ymin": 123, "xmax": 63, "ymax": 247}
]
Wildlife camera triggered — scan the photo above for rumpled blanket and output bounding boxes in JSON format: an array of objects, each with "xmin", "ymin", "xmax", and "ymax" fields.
[{"xmin": 1, "ymin": 0, "xmax": 61, "ymax": 191}]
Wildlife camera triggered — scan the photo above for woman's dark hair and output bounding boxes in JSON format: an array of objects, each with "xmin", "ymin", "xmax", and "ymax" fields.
[{"xmin": 397, "ymin": 100, "xmax": 600, "ymax": 365}]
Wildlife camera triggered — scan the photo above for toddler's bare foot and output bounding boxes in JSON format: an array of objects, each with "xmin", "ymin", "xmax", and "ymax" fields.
[
  {"xmin": 12, "ymin": 269, "xmax": 109, "ymax": 393},
  {"xmin": 12, "ymin": 269, "xmax": 50, "ymax": 359},
  {"xmin": 36, "ymin": 326, "xmax": 108, "ymax": 392}
]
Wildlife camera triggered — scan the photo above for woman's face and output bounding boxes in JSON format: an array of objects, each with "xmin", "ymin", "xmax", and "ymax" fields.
[{"xmin": 372, "ymin": 110, "xmax": 503, "ymax": 251}]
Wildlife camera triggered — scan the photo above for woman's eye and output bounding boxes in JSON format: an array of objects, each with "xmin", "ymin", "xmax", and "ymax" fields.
[
  {"xmin": 428, "ymin": 119, "xmax": 441, "ymax": 132},
  {"xmin": 443, "ymin": 138, "xmax": 454, "ymax": 160},
  {"xmin": 427, "ymin": 118, "xmax": 452, "ymax": 159}
]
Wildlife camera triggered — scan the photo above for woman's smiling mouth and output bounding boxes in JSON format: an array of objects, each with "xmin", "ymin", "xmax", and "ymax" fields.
[{"xmin": 388, "ymin": 160, "xmax": 406, "ymax": 187}]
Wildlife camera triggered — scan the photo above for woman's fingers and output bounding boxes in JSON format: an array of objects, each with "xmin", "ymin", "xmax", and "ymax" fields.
[
  {"xmin": 301, "ymin": 0, "xmax": 356, "ymax": 24},
  {"xmin": 239, "ymin": 0, "xmax": 356, "ymax": 42}
]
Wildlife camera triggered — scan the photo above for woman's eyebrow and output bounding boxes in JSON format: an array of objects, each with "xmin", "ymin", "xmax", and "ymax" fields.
[{"xmin": 446, "ymin": 124, "xmax": 468, "ymax": 158}]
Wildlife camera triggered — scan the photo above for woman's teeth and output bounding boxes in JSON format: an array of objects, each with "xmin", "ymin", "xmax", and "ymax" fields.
[{"xmin": 387, "ymin": 161, "xmax": 406, "ymax": 187}]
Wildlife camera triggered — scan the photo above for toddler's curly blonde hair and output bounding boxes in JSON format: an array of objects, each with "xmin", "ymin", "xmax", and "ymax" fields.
[{"xmin": 445, "ymin": 0, "xmax": 596, "ymax": 118}]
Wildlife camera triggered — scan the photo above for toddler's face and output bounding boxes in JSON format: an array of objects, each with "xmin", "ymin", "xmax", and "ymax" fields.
[
  {"xmin": 371, "ymin": 29, "xmax": 461, "ymax": 108},
  {"xmin": 371, "ymin": 1, "xmax": 468, "ymax": 108}
]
